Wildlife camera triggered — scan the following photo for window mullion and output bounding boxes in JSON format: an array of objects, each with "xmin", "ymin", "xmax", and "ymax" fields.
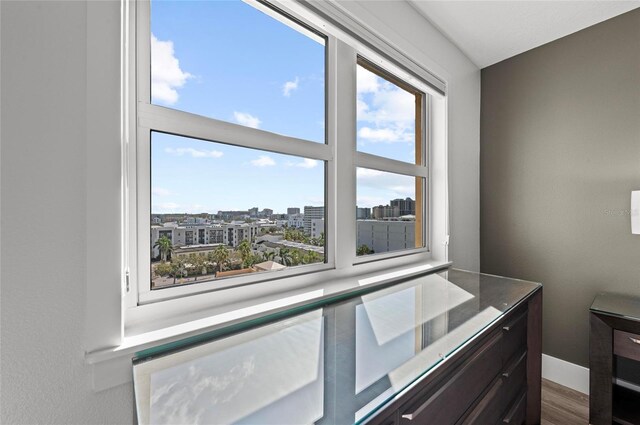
[
  {"xmin": 333, "ymin": 39, "xmax": 357, "ymax": 270},
  {"xmin": 138, "ymin": 104, "xmax": 332, "ymax": 162},
  {"xmin": 354, "ymin": 152, "xmax": 429, "ymax": 178}
]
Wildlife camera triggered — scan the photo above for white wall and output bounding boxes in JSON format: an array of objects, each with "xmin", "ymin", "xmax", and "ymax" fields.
[
  {"xmin": 1, "ymin": 2, "xmax": 133, "ymax": 424},
  {"xmin": 336, "ymin": 1, "xmax": 480, "ymax": 271},
  {"xmin": 0, "ymin": 1, "xmax": 479, "ymax": 423}
]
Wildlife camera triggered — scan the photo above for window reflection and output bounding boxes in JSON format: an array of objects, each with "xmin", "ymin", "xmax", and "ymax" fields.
[{"xmin": 134, "ymin": 311, "xmax": 324, "ymax": 425}]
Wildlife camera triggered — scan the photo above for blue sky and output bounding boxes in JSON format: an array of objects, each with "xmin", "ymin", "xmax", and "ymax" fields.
[{"xmin": 150, "ymin": 0, "xmax": 417, "ymax": 215}]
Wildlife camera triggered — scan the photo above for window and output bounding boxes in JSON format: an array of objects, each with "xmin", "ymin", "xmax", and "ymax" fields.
[
  {"xmin": 355, "ymin": 59, "xmax": 426, "ymax": 258},
  {"xmin": 150, "ymin": 132, "xmax": 325, "ymax": 289},
  {"xmin": 128, "ymin": 0, "xmax": 437, "ymax": 306}
]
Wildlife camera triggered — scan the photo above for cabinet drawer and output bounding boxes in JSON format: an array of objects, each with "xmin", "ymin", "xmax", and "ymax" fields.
[
  {"xmin": 502, "ymin": 312, "xmax": 527, "ymax": 365},
  {"xmin": 614, "ymin": 330, "xmax": 640, "ymax": 362},
  {"xmin": 502, "ymin": 351, "xmax": 527, "ymax": 406},
  {"xmin": 399, "ymin": 332, "xmax": 502, "ymax": 425},
  {"xmin": 458, "ymin": 377, "xmax": 504, "ymax": 425},
  {"xmin": 501, "ymin": 391, "xmax": 526, "ymax": 425},
  {"xmin": 459, "ymin": 351, "xmax": 527, "ymax": 425}
]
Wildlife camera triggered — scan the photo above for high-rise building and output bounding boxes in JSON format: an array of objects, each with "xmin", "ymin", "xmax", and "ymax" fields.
[
  {"xmin": 248, "ymin": 207, "xmax": 259, "ymax": 217},
  {"xmin": 390, "ymin": 197, "xmax": 415, "ymax": 216},
  {"xmin": 287, "ymin": 207, "xmax": 300, "ymax": 215},
  {"xmin": 303, "ymin": 206, "xmax": 324, "ymax": 235},
  {"xmin": 372, "ymin": 205, "xmax": 399, "ymax": 219},
  {"xmin": 356, "ymin": 206, "xmax": 371, "ymax": 219}
]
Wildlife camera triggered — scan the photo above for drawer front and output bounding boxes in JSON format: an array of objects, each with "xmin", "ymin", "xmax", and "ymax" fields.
[
  {"xmin": 502, "ymin": 312, "xmax": 527, "ymax": 365},
  {"xmin": 614, "ymin": 330, "xmax": 640, "ymax": 362},
  {"xmin": 501, "ymin": 391, "xmax": 526, "ymax": 425},
  {"xmin": 502, "ymin": 351, "xmax": 527, "ymax": 405},
  {"xmin": 458, "ymin": 377, "xmax": 504, "ymax": 425},
  {"xmin": 460, "ymin": 351, "xmax": 527, "ymax": 425},
  {"xmin": 399, "ymin": 332, "xmax": 502, "ymax": 425}
]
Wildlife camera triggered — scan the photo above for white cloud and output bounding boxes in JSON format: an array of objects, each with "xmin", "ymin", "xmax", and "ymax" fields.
[
  {"xmin": 357, "ymin": 65, "xmax": 416, "ymax": 145},
  {"xmin": 358, "ymin": 127, "xmax": 412, "ymax": 143},
  {"xmin": 151, "ymin": 34, "xmax": 192, "ymax": 105},
  {"xmin": 357, "ymin": 67, "xmax": 380, "ymax": 94},
  {"xmin": 389, "ymin": 185, "xmax": 415, "ymax": 197},
  {"xmin": 295, "ymin": 158, "xmax": 319, "ymax": 169},
  {"xmin": 233, "ymin": 111, "xmax": 261, "ymax": 129},
  {"xmin": 282, "ymin": 77, "xmax": 299, "ymax": 97},
  {"xmin": 250, "ymin": 155, "xmax": 276, "ymax": 167},
  {"xmin": 357, "ymin": 195, "xmax": 388, "ymax": 208},
  {"xmin": 152, "ymin": 187, "xmax": 172, "ymax": 197},
  {"xmin": 356, "ymin": 168, "xmax": 416, "ymax": 206},
  {"xmin": 164, "ymin": 147, "xmax": 223, "ymax": 158}
]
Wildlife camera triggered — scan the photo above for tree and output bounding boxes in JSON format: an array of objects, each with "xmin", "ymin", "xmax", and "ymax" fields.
[
  {"xmin": 154, "ymin": 235, "xmax": 173, "ymax": 262},
  {"xmin": 212, "ymin": 245, "xmax": 230, "ymax": 273},
  {"xmin": 169, "ymin": 258, "xmax": 187, "ymax": 284},
  {"xmin": 278, "ymin": 248, "xmax": 293, "ymax": 267},
  {"xmin": 154, "ymin": 261, "xmax": 172, "ymax": 277},
  {"xmin": 303, "ymin": 251, "xmax": 321, "ymax": 264},
  {"xmin": 237, "ymin": 239, "xmax": 253, "ymax": 268},
  {"xmin": 290, "ymin": 249, "xmax": 302, "ymax": 266},
  {"xmin": 356, "ymin": 244, "xmax": 374, "ymax": 256}
]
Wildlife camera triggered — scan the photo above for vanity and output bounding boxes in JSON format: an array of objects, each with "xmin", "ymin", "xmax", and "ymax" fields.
[{"xmin": 133, "ymin": 268, "xmax": 542, "ymax": 424}]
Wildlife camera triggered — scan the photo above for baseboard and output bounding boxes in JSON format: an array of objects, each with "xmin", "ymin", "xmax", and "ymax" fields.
[{"xmin": 542, "ymin": 354, "xmax": 590, "ymax": 395}]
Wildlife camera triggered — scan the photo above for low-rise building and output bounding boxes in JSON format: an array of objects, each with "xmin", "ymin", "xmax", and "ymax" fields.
[
  {"xmin": 356, "ymin": 220, "xmax": 415, "ymax": 254},
  {"xmin": 151, "ymin": 222, "xmax": 259, "ymax": 258}
]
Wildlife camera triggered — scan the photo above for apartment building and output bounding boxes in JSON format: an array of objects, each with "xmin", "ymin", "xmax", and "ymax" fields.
[{"xmin": 151, "ymin": 222, "xmax": 260, "ymax": 258}]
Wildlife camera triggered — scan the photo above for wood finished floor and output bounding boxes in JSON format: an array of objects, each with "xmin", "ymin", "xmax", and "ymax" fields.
[{"xmin": 541, "ymin": 378, "xmax": 589, "ymax": 425}]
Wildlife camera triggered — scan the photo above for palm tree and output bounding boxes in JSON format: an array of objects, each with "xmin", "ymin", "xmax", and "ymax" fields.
[
  {"xmin": 212, "ymin": 245, "xmax": 230, "ymax": 273},
  {"xmin": 278, "ymin": 248, "xmax": 293, "ymax": 267},
  {"xmin": 154, "ymin": 235, "xmax": 173, "ymax": 262},
  {"xmin": 237, "ymin": 239, "xmax": 252, "ymax": 268}
]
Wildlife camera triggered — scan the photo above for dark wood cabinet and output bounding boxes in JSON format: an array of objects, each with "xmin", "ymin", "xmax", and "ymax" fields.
[
  {"xmin": 590, "ymin": 293, "xmax": 640, "ymax": 425},
  {"xmin": 366, "ymin": 288, "xmax": 542, "ymax": 425},
  {"xmin": 132, "ymin": 269, "xmax": 543, "ymax": 425}
]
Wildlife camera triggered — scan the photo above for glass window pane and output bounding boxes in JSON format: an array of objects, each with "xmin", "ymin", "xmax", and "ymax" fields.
[
  {"xmin": 356, "ymin": 168, "xmax": 423, "ymax": 256},
  {"xmin": 150, "ymin": 0, "xmax": 325, "ymax": 143},
  {"xmin": 151, "ymin": 132, "xmax": 326, "ymax": 289},
  {"xmin": 356, "ymin": 63, "xmax": 421, "ymax": 164}
]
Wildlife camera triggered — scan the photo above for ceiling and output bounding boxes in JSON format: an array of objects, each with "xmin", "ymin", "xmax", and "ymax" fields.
[{"xmin": 408, "ymin": 1, "xmax": 640, "ymax": 68}]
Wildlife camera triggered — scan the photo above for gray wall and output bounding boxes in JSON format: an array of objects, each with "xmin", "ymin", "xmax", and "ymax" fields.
[{"xmin": 481, "ymin": 9, "xmax": 640, "ymax": 367}]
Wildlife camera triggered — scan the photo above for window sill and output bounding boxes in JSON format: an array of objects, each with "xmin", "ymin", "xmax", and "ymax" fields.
[{"xmin": 85, "ymin": 259, "xmax": 451, "ymax": 391}]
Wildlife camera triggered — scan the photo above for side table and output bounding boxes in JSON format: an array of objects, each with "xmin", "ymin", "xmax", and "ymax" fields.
[{"xmin": 590, "ymin": 292, "xmax": 640, "ymax": 425}]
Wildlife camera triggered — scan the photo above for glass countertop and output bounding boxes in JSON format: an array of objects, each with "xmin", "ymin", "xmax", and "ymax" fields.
[
  {"xmin": 133, "ymin": 269, "xmax": 541, "ymax": 425},
  {"xmin": 590, "ymin": 292, "xmax": 640, "ymax": 322}
]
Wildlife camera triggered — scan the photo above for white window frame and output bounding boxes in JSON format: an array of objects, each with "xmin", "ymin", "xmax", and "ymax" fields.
[{"xmin": 123, "ymin": 0, "xmax": 446, "ymax": 331}]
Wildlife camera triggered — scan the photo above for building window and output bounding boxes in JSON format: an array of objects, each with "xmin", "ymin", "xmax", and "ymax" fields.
[{"xmin": 129, "ymin": 0, "xmax": 436, "ymax": 305}]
